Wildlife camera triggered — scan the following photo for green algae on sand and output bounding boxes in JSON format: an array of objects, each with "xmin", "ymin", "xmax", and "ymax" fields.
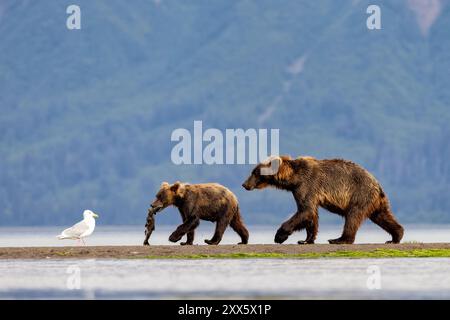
[{"xmin": 141, "ymin": 248, "xmax": 450, "ymax": 260}]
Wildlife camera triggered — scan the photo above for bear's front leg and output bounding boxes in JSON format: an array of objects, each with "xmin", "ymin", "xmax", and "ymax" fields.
[
  {"xmin": 275, "ymin": 209, "xmax": 315, "ymax": 244},
  {"xmin": 180, "ymin": 230, "xmax": 195, "ymax": 245},
  {"xmin": 298, "ymin": 214, "xmax": 318, "ymax": 245},
  {"xmin": 274, "ymin": 215, "xmax": 297, "ymax": 244},
  {"xmin": 169, "ymin": 231, "xmax": 183, "ymax": 243},
  {"xmin": 169, "ymin": 216, "xmax": 200, "ymax": 243}
]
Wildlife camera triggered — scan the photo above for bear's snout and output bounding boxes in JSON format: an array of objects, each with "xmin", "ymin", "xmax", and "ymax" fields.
[
  {"xmin": 150, "ymin": 199, "xmax": 163, "ymax": 210},
  {"xmin": 242, "ymin": 181, "xmax": 255, "ymax": 191}
]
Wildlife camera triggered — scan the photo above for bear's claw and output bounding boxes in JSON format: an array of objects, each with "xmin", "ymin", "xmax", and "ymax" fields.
[
  {"xmin": 169, "ymin": 233, "xmax": 183, "ymax": 243},
  {"xmin": 385, "ymin": 240, "xmax": 400, "ymax": 244},
  {"xmin": 204, "ymin": 239, "xmax": 219, "ymax": 245},
  {"xmin": 297, "ymin": 240, "xmax": 314, "ymax": 245},
  {"xmin": 328, "ymin": 238, "xmax": 354, "ymax": 244}
]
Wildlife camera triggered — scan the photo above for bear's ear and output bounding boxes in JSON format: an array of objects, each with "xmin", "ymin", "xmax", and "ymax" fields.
[
  {"xmin": 276, "ymin": 157, "xmax": 293, "ymax": 180},
  {"xmin": 170, "ymin": 181, "xmax": 186, "ymax": 196},
  {"xmin": 260, "ymin": 155, "xmax": 283, "ymax": 176},
  {"xmin": 161, "ymin": 181, "xmax": 170, "ymax": 189}
]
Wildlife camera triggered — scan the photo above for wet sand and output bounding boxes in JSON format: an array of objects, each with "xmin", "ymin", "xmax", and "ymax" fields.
[{"xmin": 1, "ymin": 243, "xmax": 450, "ymax": 259}]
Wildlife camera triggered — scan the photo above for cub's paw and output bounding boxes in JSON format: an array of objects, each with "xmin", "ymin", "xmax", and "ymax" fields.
[
  {"xmin": 204, "ymin": 239, "xmax": 219, "ymax": 245},
  {"xmin": 169, "ymin": 233, "xmax": 182, "ymax": 243},
  {"xmin": 297, "ymin": 240, "xmax": 314, "ymax": 245}
]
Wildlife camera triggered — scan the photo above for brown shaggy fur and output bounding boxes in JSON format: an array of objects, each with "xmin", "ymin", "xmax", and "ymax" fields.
[
  {"xmin": 143, "ymin": 207, "xmax": 156, "ymax": 246},
  {"xmin": 151, "ymin": 182, "xmax": 249, "ymax": 245},
  {"xmin": 242, "ymin": 155, "xmax": 404, "ymax": 244}
]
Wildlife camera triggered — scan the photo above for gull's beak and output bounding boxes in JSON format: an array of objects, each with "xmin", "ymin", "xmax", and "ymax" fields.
[{"xmin": 93, "ymin": 213, "xmax": 99, "ymax": 219}]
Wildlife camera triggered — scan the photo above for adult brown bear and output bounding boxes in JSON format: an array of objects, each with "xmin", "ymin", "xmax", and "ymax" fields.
[
  {"xmin": 242, "ymin": 155, "xmax": 404, "ymax": 244},
  {"xmin": 150, "ymin": 181, "xmax": 249, "ymax": 245}
]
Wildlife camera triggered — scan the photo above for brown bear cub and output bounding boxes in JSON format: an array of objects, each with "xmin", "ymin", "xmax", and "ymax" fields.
[
  {"xmin": 150, "ymin": 182, "xmax": 249, "ymax": 245},
  {"xmin": 242, "ymin": 155, "xmax": 404, "ymax": 245}
]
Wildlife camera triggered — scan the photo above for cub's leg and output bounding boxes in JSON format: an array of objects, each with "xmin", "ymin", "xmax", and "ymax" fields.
[
  {"xmin": 205, "ymin": 217, "xmax": 228, "ymax": 245},
  {"xmin": 177, "ymin": 212, "xmax": 196, "ymax": 245},
  {"xmin": 230, "ymin": 212, "xmax": 249, "ymax": 245},
  {"xmin": 169, "ymin": 216, "xmax": 200, "ymax": 243}
]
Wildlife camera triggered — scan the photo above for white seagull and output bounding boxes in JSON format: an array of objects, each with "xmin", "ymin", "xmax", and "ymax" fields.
[{"xmin": 57, "ymin": 210, "xmax": 99, "ymax": 245}]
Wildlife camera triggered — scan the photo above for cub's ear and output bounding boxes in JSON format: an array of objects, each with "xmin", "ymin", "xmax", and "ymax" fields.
[
  {"xmin": 161, "ymin": 181, "xmax": 170, "ymax": 188},
  {"xmin": 170, "ymin": 181, "xmax": 181, "ymax": 192}
]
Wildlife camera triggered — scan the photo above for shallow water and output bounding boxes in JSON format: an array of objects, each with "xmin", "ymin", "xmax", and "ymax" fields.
[
  {"xmin": 1, "ymin": 258, "xmax": 450, "ymax": 299},
  {"xmin": 1, "ymin": 225, "xmax": 450, "ymax": 299},
  {"xmin": 1, "ymin": 224, "xmax": 450, "ymax": 247}
]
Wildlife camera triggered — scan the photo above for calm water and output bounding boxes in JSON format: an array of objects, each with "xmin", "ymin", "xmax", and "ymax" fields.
[
  {"xmin": 1, "ymin": 224, "xmax": 450, "ymax": 247},
  {"xmin": 1, "ymin": 258, "xmax": 450, "ymax": 299},
  {"xmin": 1, "ymin": 225, "xmax": 450, "ymax": 299}
]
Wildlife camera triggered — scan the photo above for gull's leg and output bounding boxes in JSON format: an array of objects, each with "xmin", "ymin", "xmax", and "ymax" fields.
[
  {"xmin": 76, "ymin": 239, "xmax": 81, "ymax": 246},
  {"xmin": 81, "ymin": 238, "xmax": 86, "ymax": 246}
]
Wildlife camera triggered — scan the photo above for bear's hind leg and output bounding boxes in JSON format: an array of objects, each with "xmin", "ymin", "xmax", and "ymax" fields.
[
  {"xmin": 230, "ymin": 214, "xmax": 249, "ymax": 245},
  {"xmin": 370, "ymin": 206, "xmax": 404, "ymax": 244},
  {"xmin": 328, "ymin": 208, "xmax": 365, "ymax": 244},
  {"xmin": 205, "ymin": 217, "xmax": 228, "ymax": 245}
]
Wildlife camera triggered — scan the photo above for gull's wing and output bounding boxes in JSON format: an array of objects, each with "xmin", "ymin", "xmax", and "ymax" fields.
[{"xmin": 59, "ymin": 220, "xmax": 90, "ymax": 239}]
